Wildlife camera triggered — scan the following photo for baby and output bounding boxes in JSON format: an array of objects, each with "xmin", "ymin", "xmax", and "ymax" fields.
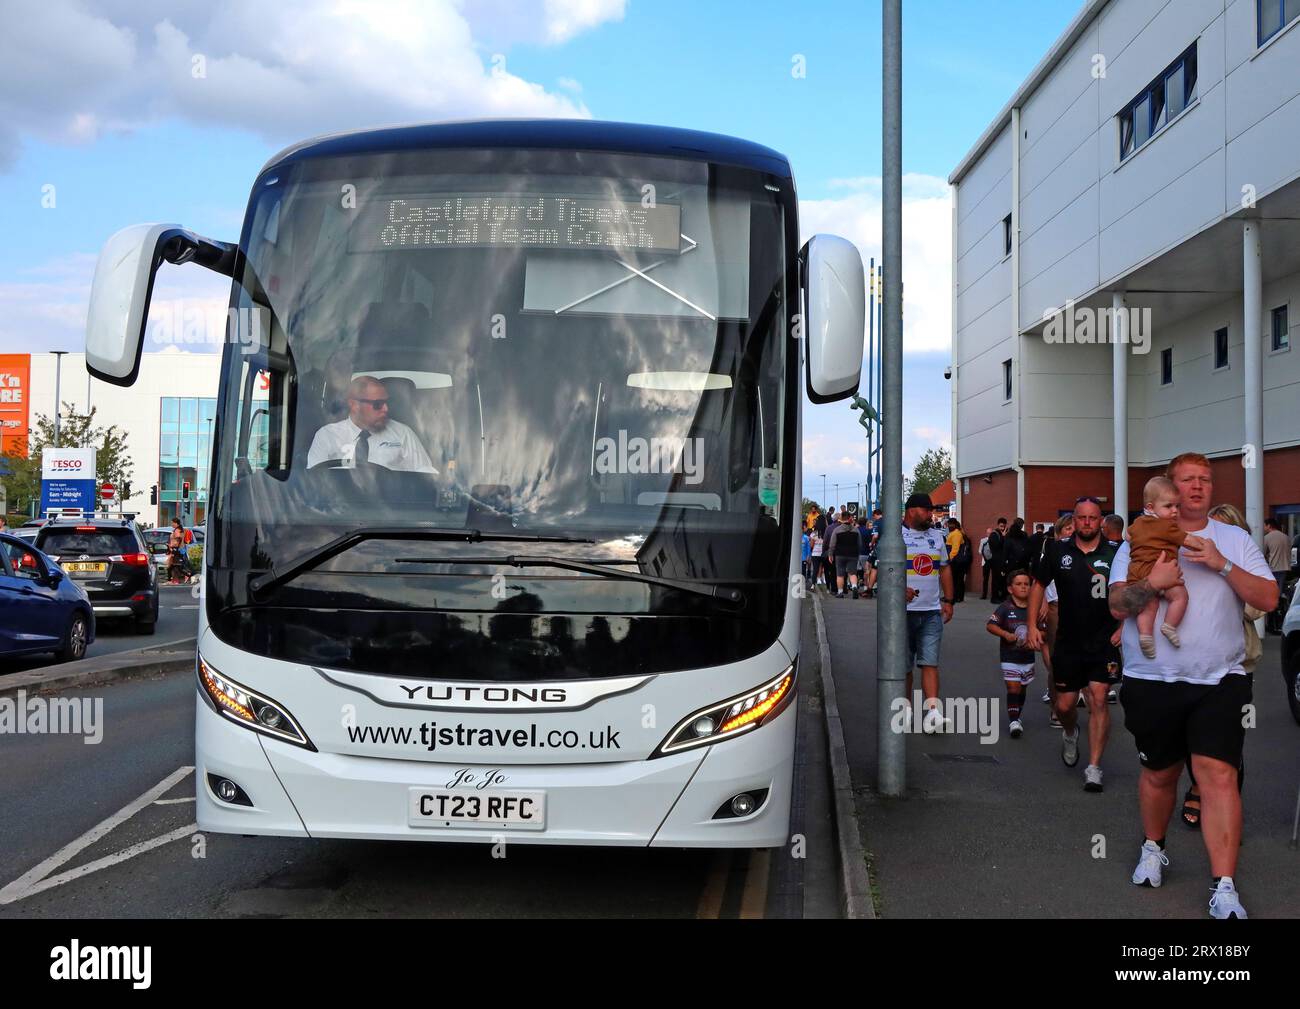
[{"xmin": 1125, "ymin": 476, "xmax": 1189, "ymax": 658}]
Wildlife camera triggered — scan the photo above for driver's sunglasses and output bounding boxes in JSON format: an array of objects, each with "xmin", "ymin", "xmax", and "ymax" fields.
[{"xmin": 353, "ymin": 397, "xmax": 389, "ymax": 409}]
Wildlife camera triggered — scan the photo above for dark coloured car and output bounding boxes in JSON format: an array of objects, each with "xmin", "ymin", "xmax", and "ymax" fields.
[
  {"xmin": 34, "ymin": 518, "xmax": 159, "ymax": 633},
  {"xmin": 0, "ymin": 533, "xmax": 95, "ymax": 661}
]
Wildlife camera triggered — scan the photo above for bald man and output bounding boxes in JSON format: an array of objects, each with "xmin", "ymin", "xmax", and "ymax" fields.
[{"xmin": 307, "ymin": 375, "xmax": 436, "ymax": 472}]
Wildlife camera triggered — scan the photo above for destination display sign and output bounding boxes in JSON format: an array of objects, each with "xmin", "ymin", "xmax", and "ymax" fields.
[{"xmin": 350, "ymin": 194, "xmax": 681, "ymax": 253}]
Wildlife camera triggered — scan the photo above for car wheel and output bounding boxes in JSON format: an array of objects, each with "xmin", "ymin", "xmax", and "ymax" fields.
[
  {"xmin": 1288, "ymin": 663, "xmax": 1300, "ymax": 727},
  {"xmin": 56, "ymin": 613, "xmax": 89, "ymax": 662},
  {"xmin": 136, "ymin": 617, "xmax": 157, "ymax": 636}
]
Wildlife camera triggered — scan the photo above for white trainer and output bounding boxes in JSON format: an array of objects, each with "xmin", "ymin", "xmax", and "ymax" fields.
[
  {"xmin": 1009, "ymin": 719, "xmax": 1023, "ymax": 739},
  {"xmin": 922, "ymin": 706, "xmax": 947, "ymax": 734},
  {"xmin": 1209, "ymin": 877, "xmax": 1248, "ymax": 919},
  {"xmin": 1083, "ymin": 764, "xmax": 1103, "ymax": 791},
  {"xmin": 1061, "ymin": 728, "xmax": 1080, "ymax": 767},
  {"xmin": 1131, "ymin": 840, "xmax": 1168, "ymax": 887}
]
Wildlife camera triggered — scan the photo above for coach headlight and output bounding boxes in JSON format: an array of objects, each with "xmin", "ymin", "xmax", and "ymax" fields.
[
  {"xmin": 651, "ymin": 664, "xmax": 796, "ymax": 758},
  {"xmin": 197, "ymin": 655, "xmax": 315, "ymax": 750}
]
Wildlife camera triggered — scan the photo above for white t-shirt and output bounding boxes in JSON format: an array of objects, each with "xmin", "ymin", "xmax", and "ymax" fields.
[
  {"xmin": 307, "ymin": 416, "xmax": 437, "ymax": 473},
  {"xmin": 1108, "ymin": 518, "xmax": 1273, "ymax": 684},
  {"xmin": 903, "ymin": 525, "xmax": 949, "ymax": 612}
]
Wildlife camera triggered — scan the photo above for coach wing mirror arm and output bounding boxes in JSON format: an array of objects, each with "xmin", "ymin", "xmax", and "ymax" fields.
[
  {"xmin": 85, "ymin": 223, "xmax": 238, "ymax": 388},
  {"xmin": 801, "ymin": 234, "xmax": 865, "ymax": 403}
]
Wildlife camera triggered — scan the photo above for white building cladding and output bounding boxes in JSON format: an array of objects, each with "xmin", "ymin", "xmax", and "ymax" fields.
[
  {"xmin": 26, "ymin": 351, "xmax": 220, "ymax": 521},
  {"xmin": 950, "ymin": 0, "xmax": 1300, "ymax": 540}
]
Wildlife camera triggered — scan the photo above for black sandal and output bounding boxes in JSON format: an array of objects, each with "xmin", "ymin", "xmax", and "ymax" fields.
[{"xmin": 1181, "ymin": 787, "xmax": 1201, "ymax": 829}]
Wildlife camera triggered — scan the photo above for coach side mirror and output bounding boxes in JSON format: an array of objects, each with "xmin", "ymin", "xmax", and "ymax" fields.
[
  {"xmin": 86, "ymin": 224, "xmax": 237, "ymax": 387},
  {"xmin": 802, "ymin": 234, "xmax": 865, "ymax": 403}
]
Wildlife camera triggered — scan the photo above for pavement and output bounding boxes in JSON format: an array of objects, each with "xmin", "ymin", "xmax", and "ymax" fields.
[{"xmin": 817, "ymin": 588, "xmax": 1300, "ymax": 918}]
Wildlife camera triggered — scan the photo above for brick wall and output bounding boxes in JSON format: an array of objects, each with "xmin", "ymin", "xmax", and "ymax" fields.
[{"xmin": 956, "ymin": 468, "xmax": 1018, "ymax": 591}]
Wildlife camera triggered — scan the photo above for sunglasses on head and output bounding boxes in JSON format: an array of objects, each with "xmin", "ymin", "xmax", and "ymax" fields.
[{"xmin": 1074, "ymin": 496, "xmax": 1102, "ymax": 507}]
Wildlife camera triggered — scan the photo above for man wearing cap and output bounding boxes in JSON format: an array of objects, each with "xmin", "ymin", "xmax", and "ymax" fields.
[{"xmin": 903, "ymin": 492, "xmax": 955, "ymax": 732}]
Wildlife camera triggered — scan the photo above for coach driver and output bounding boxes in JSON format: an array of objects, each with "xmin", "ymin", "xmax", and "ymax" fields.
[{"xmin": 307, "ymin": 375, "xmax": 437, "ymax": 473}]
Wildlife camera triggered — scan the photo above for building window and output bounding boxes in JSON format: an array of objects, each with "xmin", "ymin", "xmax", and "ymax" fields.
[
  {"xmin": 1002, "ymin": 214, "xmax": 1013, "ymax": 258},
  {"xmin": 1160, "ymin": 347, "xmax": 1173, "ymax": 385},
  {"xmin": 1214, "ymin": 327, "xmax": 1229, "ymax": 369},
  {"xmin": 1119, "ymin": 44, "xmax": 1197, "ymax": 160},
  {"xmin": 159, "ymin": 396, "xmax": 218, "ymax": 525},
  {"xmin": 1259, "ymin": 0, "xmax": 1299, "ymax": 45},
  {"xmin": 1002, "ymin": 359, "xmax": 1013, "ymax": 401},
  {"xmin": 1272, "ymin": 304, "xmax": 1290, "ymax": 351}
]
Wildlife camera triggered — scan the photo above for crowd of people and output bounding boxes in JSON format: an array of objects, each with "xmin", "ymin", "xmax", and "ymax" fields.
[{"xmin": 806, "ymin": 453, "xmax": 1296, "ymax": 919}]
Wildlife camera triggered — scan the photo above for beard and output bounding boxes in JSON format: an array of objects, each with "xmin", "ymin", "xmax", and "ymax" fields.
[{"xmin": 1075, "ymin": 526, "xmax": 1100, "ymax": 543}]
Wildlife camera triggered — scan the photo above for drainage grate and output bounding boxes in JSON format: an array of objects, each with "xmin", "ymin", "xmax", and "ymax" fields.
[{"xmin": 927, "ymin": 753, "xmax": 999, "ymax": 764}]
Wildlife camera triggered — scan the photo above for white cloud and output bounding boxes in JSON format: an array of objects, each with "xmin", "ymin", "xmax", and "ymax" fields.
[
  {"xmin": 799, "ymin": 173, "xmax": 952, "ymax": 354},
  {"xmin": 0, "ymin": 0, "xmax": 625, "ymax": 167}
]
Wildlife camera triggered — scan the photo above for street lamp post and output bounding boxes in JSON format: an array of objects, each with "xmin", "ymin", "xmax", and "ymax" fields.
[
  {"xmin": 51, "ymin": 351, "xmax": 68, "ymax": 445},
  {"xmin": 879, "ymin": 0, "xmax": 906, "ymax": 797}
]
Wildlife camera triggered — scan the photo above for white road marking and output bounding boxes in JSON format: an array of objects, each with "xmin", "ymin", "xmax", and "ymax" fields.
[
  {"xmin": 153, "ymin": 797, "xmax": 196, "ymax": 805},
  {"xmin": 177, "ymin": 605, "xmax": 199, "ymax": 610},
  {"xmin": 0, "ymin": 765, "xmax": 194, "ymax": 905},
  {"xmin": 19, "ymin": 824, "xmax": 198, "ymax": 901}
]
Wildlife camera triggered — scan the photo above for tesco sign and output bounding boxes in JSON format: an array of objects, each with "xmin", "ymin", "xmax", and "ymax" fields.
[{"xmin": 42, "ymin": 447, "xmax": 95, "ymax": 481}]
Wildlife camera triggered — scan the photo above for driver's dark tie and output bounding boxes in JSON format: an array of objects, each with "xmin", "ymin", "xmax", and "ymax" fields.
[{"xmin": 355, "ymin": 429, "xmax": 370, "ymax": 465}]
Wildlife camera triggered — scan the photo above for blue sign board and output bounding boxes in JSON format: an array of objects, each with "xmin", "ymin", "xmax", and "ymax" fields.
[{"xmin": 40, "ymin": 447, "xmax": 96, "ymax": 515}]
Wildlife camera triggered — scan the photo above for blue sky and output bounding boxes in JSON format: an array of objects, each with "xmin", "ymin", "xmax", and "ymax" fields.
[{"xmin": 0, "ymin": 0, "xmax": 1082, "ymax": 502}]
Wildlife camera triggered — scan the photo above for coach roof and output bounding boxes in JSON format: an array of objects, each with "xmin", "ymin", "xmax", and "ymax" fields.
[{"xmin": 260, "ymin": 119, "xmax": 793, "ymax": 179}]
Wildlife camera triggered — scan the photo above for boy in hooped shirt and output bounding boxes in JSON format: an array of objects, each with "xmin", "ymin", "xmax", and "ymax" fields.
[{"xmin": 987, "ymin": 569, "xmax": 1037, "ymax": 738}]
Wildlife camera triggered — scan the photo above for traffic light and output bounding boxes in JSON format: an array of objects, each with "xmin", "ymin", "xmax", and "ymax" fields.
[
  {"xmin": 150, "ymin": 484, "xmax": 158, "ymax": 505},
  {"xmin": 182, "ymin": 480, "xmax": 190, "ymax": 501}
]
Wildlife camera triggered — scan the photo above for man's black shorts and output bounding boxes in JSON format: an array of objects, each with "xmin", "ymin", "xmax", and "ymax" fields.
[
  {"xmin": 1120, "ymin": 673, "xmax": 1252, "ymax": 771},
  {"xmin": 1051, "ymin": 641, "xmax": 1119, "ymax": 693}
]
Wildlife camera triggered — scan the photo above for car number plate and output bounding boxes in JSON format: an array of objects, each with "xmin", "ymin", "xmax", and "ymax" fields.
[
  {"xmin": 66, "ymin": 562, "xmax": 106, "ymax": 575},
  {"xmin": 408, "ymin": 788, "xmax": 546, "ymax": 830}
]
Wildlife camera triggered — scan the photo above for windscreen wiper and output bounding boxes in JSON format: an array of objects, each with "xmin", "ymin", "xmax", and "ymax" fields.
[
  {"xmin": 395, "ymin": 553, "xmax": 746, "ymax": 606},
  {"xmin": 248, "ymin": 527, "xmax": 594, "ymax": 597}
]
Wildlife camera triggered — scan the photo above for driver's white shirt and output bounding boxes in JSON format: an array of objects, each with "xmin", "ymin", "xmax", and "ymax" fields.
[{"xmin": 307, "ymin": 416, "xmax": 437, "ymax": 473}]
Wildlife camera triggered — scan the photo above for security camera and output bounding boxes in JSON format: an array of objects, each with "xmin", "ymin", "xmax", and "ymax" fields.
[{"xmin": 943, "ymin": 366, "xmax": 952, "ymax": 380}]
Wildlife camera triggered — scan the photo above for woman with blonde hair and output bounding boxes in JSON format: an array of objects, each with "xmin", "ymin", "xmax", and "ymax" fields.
[{"xmin": 1178, "ymin": 502, "xmax": 1256, "ymax": 828}]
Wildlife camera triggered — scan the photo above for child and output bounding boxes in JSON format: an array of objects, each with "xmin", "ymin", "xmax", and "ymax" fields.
[
  {"xmin": 809, "ymin": 531, "xmax": 824, "ymax": 591},
  {"xmin": 987, "ymin": 569, "xmax": 1037, "ymax": 738},
  {"xmin": 1126, "ymin": 475, "xmax": 1190, "ymax": 658}
]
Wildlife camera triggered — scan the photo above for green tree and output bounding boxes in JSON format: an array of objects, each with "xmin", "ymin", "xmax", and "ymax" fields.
[
  {"xmin": 905, "ymin": 447, "xmax": 951, "ymax": 500},
  {"xmin": 0, "ymin": 404, "xmax": 135, "ymax": 514}
]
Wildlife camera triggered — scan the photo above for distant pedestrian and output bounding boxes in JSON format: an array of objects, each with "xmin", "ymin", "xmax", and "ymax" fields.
[
  {"xmin": 902, "ymin": 493, "xmax": 955, "ymax": 732},
  {"xmin": 1104, "ymin": 513, "xmax": 1125, "ymax": 544},
  {"xmin": 828, "ymin": 509, "xmax": 862, "ymax": 598},
  {"xmin": 945, "ymin": 518, "xmax": 971, "ymax": 602},
  {"xmin": 1263, "ymin": 516, "xmax": 1291, "ymax": 634},
  {"xmin": 801, "ymin": 527, "xmax": 813, "ymax": 588},
  {"xmin": 809, "ymin": 529, "xmax": 825, "ymax": 591},
  {"xmin": 987, "ymin": 569, "xmax": 1037, "ymax": 739},
  {"xmin": 987, "ymin": 517, "xmax": 1008, "ymax": 602},
  {"xmin": 1004, "ymin": 517, "xmax": 1030, "ymax": 573},
  {"xmin": 979, "ymin": 531, "xmax": 992, "ymax": 598}
]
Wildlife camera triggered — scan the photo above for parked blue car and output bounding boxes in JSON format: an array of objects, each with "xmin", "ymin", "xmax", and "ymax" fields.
[{"xmin": 0, "ymin": 532, "xmax": 95, "ymax": 662}]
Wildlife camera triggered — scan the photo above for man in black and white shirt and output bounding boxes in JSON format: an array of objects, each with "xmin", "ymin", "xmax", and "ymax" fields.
[
  {"xmin": 1108, "ymin": 452, "xmax": 1278, "ymax": 919},
  {"xmin": 307, "ymin": 376, "xmax": 436, "ymax": 473}
]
